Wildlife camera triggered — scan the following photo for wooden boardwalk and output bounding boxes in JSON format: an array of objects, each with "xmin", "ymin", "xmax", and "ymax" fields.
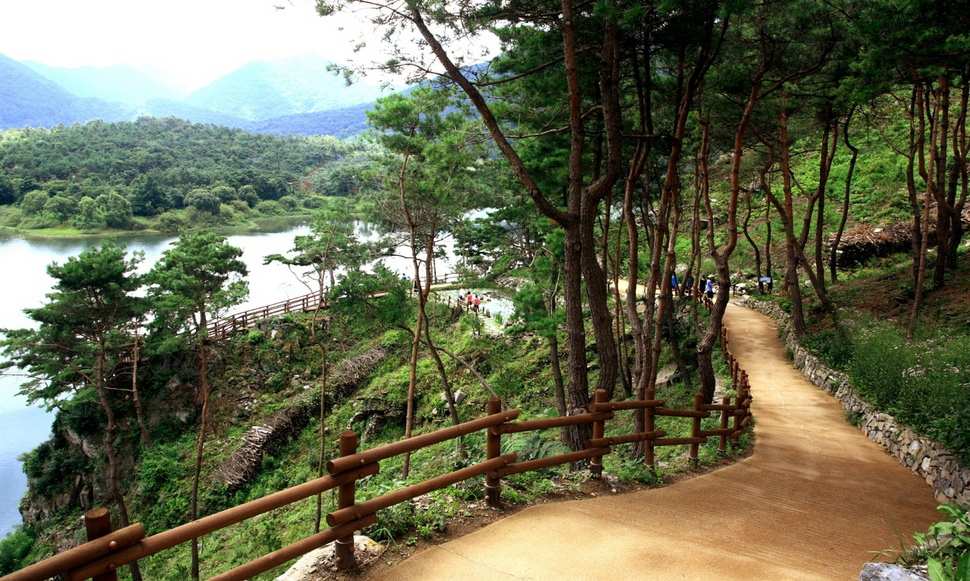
[{"xmin": 207, "ymin": 273, "xmax": 468, "ymax": 340}]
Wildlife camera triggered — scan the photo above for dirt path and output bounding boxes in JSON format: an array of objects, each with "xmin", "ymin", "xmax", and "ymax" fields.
[{"xmin": 377, "ymin": 304, "xmax": 939, "ymax": 580}]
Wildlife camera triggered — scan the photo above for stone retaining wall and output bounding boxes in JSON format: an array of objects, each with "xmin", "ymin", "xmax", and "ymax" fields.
[{"xmin": 736, "ymin": 297, "xmax": 970, "ymax": 506}]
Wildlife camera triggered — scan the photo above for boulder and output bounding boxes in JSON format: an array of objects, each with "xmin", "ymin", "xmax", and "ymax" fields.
[
  {"xmin": 275, "ymin": 535, "xmax": 385, "ymax": 580},
  {"xmin": 858, "ymin": 563, "xmax": 927, "ymax": 581}
]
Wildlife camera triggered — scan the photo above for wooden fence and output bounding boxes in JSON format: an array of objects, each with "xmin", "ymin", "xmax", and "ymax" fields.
[
  {"xmin": 4, "ymin": 295, "xmax": 750, "ymax": 581},
  {"xmin": 207, "ymin": 272, "xmax": 465, "ymax": 341}
]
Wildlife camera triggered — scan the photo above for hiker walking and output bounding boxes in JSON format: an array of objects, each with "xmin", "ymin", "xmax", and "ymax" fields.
[{"xmin": 705, "ymin": 277, "xmax": 715, "ymax": 299}]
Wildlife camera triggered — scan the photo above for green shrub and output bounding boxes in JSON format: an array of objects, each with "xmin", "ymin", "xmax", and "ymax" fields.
[
  {"xmin": 0, "ymin": 527, "xmax": 35, "ymax": 575},
  {"xmin": 156, "ymin": 211, "xmax": 185, "ymax": 233},
  {"xmin": 803, "ymin": 328, "xmax": 854, "ymax": 370},
  {"xmin": 137, "ymin": 440, "xmax": 192, "ymax": 531},
  {"xmin": 848, "ymin": 324, "xmax": 970, "ymax": 463},
  {"xmin": 901, "ymin": 505, "xmax": 970, "ymax": 581},
  {"xmin": 277, "ymin": 196, "xmax": 299, "ymax": 211},
  {"xmin": 849, "ymin": 323, "xmax": 912, "ymax": 409},
  {"xmin": 255, "ymin": 200, "xmax": 282, "ymax": 215},
  {"xmin": 302, "ymin": 195, "xmax": 327, "ymax": 209}
]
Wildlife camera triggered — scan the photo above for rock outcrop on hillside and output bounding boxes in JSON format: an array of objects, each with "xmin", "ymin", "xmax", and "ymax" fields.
[
  {"xmin": 830, "ymin": 206, "xmax": 970, "ymax": 267},
  {"xmin": 215, "ymin": 347, "xmax": 387, "ymax": 491}
]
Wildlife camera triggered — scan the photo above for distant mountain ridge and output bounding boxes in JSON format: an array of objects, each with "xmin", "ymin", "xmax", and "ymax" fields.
[
  {"xmin": 0, "ymin": 54, "xmax": 129, "ymax": 128},
  {"xmin": 0, "ymin": 54, "xmax": 381, "ymax": 137},
  {"xmin": 24, "ymin": 62, "xmax": 180, "ymax": 106},
  {"xmin": 186, "ymin": 56, "xmax": 385, "ymax": 121}
]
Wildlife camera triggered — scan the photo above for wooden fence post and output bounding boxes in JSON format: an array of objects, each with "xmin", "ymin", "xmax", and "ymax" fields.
[
  {"xmin": 83, "ymin": 507, "xmax": 118, "ymax": 581},
  {"xmin": 689, "ymin": 394, "xmax": 703, "ymax": 463},
  {"xmin": 485, "ymin": 397, "xmax": 502, "ymax": 507},
  {"xmin": 590, "ymin": 389, "xmax": 607, "ymax": 479},
  {"xmin": 732, "ymin": 381, "xmax": 746, "ymax": 445},
  {"xmin": 645, "ymin": 389, "xmax": 656, "ymax": 469},
  {"xmin": 335, "ymin": 431, "xmax": 358, "ymax": 571},
  {"xmin": 719, "ymin": 395, "xmax": 731, "ymax": 453}
]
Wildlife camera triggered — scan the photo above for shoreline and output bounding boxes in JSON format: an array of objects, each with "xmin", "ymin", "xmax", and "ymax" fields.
[{"xmin": 0, "ymin": 213, "xmax": 314, "ymax": 241}]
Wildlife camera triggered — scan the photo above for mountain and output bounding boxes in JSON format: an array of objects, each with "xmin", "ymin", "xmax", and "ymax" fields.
[
  {"xmin": 0, "ymin": 53, "xmax": 376, "ymax": 137},
  {"xmin": 186, "ymin": 56, "xmax": 385, "ymax": 121},
  {"xmin": 249, "ymin": 102, "xmax": 372, "ymax": 138},
  {"xmin": 140, "ymin": 99, "xmax": 251, "ymax": 129},
  {"xmin": 0, "ymin": 54, "xmax": 128, "ymax": 129},
  {"xmin": 24, "ymin": 62, "xmax": 179, "ymax": 106}
]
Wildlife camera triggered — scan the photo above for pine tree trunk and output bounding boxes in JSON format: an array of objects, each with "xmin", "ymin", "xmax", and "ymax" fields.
[
  {"xmin": 561, "ymin": 223, "xmax": 591, "ymax": 451},
  {"xmin": 190, "ymin": 314, "xmax": 209, "ymax": 581},
  {"xmin": 95, "ymin": 346, "xmax": 143, "ymax": 581},
  {"xmin": 130, "ymin": 332, "xmax": 150, "ymax": 447},
  {"xmin": 831, "ymin": 113, "xmax": 858, "ymax": 284}
]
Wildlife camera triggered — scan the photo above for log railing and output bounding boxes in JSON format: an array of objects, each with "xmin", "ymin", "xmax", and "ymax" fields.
[
  {"xmin": 4, "ymin": 307, "xmax": 752, "ymax": 581},
  {"xmin": 207, "ymin": 272, "xmax": 466, "ymax": 341}
]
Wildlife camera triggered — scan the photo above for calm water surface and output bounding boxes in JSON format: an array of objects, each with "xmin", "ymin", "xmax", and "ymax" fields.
[{"xmin": 0, "ymin": 224, "xmax": 456, "ymax": 537}]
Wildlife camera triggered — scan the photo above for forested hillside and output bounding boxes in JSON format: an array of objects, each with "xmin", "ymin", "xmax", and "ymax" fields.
[{"xmin": 0, "ymin": 118, "xmax": 371, "ymax": 234}]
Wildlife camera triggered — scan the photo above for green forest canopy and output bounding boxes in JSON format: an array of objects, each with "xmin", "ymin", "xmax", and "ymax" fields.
[{"xmin": 0, "ymin": 117, "xmax": 375, "ymax": 229}]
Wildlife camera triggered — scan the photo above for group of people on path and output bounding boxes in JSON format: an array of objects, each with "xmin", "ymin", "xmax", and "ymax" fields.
[
  {"xmin": 669, "ymin": 272, "xmax": 774, "ymax": 299},
  {"xmin": 670, "ymin": 273, "xmax": 717, "ymax": 299},
  {"xmin": 460, "ymin": 290, "xmax": 484, "ymax": 313}
]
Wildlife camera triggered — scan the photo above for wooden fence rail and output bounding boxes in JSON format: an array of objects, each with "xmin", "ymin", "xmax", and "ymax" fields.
[
  {"xmin": 207, "ymin": 272, "xmax": 467, "ymax": 341},
  {"xmin": 4, "ymin": 299, "xmax": 752, "ymax": 581}
]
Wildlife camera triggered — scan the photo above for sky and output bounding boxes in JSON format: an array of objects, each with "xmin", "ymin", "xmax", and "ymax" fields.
[{"xmin": 0, "ymin": 0, "xmax": 498, "ymax": 93}]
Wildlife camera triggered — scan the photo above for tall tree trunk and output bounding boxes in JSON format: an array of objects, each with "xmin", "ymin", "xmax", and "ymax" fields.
[
  {"xmin": 313, "ymin": 335, "xmax": 328, "ymax": 534},
  {"xmin": 777, "ymin": 101, "xmax": 807, "ymax": 336},
  {"xmin": 580, "ymin": 207, "xmax": 618, "ymax": 399},
  {"xmin": 765, "ymin": 191, "xmax": 774, "ymax": 292},
  {"xmin": 609, "ymin": 192, "xmax": 632, "ymax": 398},
  {"xmin": 562, "ymin": 223, "xmax": 591, "ymax": 451},
  {"xmin": 831, "ymin": 112, "xmax": 859, "ymax": 283},
  {"xmin": 814, "ymin": 113, "xmax": 837, "ymax": 295},
  {"xmin": 95, "ymin": 346, "xmax": 143, "ymax": 581},
  {"xmin": 130, "ymin": 331, "xmax": 150, "ymax": 447},
  {"xmin": 420, "ymin": 237, "xmax": 463, "ymax": 450},
  {"xmin": 190, "ymin": 314, "xmax": 209, "ymax": 581},
  {"xmin": 906, "ymin": 85, "xmax": 925, "ymax": 286},
  {"xmin": 950, "ymin": 77, "xmax": 969, "ymax": 269},
  {"xmin": 742, "ymin": 188, "xmax": 763, "ymax": 293},
  {"xmin": 546, "ymin": 262, "xmax": 568, "ymax": 435},
  {"xmin": 909, "ymin": 84, "xmax": 939, "ymax": 339},
  {"xmin": 697, "ymin": 65, "xmax": 763, "ymax": 401},
  {"xmin": 932, "ymin": 77, "xmax": 951, "ymax": 288},
  {"xmin": 622, "ymin": 145, "xmax": 648, "ymax": 419},
  {"xmin": 401, "ymin": 255, "xmax": 423, "ymax": 478}
]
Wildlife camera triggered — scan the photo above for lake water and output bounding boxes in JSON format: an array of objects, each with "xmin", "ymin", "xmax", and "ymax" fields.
[{"xmin": 0, "ymin": 223, "xmax": 458, "ymax": 538}]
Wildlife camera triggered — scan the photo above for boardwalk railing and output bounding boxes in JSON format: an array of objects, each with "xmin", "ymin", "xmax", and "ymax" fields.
[
  {"xmin": 206, "ymin": 289, "xmax": 330, "ymax": 340},
  {"xmin": 5, "ymin": 303, "xmax": 751, "ymax": 581},
  {"xmin": 207, "ymin": 272, "xmax": 466, "ymax": 341}
]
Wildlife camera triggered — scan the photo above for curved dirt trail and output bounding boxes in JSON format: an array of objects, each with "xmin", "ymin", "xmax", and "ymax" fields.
[{"xmin": 377, "ymin": 305, "xmax": 939, "ymax": 580}]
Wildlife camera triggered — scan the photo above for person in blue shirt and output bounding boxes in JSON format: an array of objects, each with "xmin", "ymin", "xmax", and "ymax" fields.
[
  {"xmin": 705, "ymin": 277, "xmax": 715, "ymax": 299},
  {"xmin": 671, "ymin": 272, "xmax": 679, "ymax": 293}
]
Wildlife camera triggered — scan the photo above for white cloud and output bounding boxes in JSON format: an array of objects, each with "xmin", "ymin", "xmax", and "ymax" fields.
[{"xmin": 0, "ymin": 0, "xmax": 498, "ymax": 92}]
